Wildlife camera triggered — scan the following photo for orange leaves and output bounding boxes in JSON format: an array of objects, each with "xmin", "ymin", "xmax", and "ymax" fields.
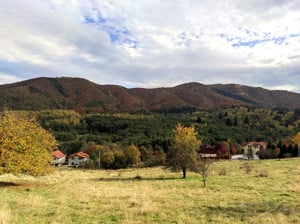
[{"xmin": 294, "ymin": 132, "xmax": 300, "ymax": 144}]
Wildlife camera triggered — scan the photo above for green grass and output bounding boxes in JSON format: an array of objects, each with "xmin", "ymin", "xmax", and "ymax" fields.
[{"xmin": 0, "ymin": 158, "xmax": 300, "ymax": 223}]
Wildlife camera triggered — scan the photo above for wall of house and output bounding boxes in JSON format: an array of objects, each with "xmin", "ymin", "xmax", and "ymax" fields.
[
  {"xmin": 68, "ymin": 156, "xmax": 88, "ymax": 167},
  {"xmin": 54, "ymin": 157, "xmax": 66, "ymax": 165},
  {"xmin": 243, "ymin": 145, "xmax": 260, "ymax": 155}
]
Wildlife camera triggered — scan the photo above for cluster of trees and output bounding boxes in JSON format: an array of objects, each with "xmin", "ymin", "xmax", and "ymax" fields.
[
  {"xmin": 1, "ymin": 106, "xmax": 299, "ymax": 177},
  {"xmin": 84, "ymin": 143, "xmax": 140, "ymax": 169},
  {"xmin": 196, "ymin": 107, "xmax": 300, "ymax": 145},
  {"xmin": 24, "ymin": 107, "xmax": 299, "ymax": 157},
  {"xmin": 83, "ymin": 143, "xmax": 168, "ymax": 169}
]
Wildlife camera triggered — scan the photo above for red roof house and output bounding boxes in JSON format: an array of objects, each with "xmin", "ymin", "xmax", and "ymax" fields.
[
  {"xmin": 68, "ymin": 151, "xmax": 89, "ymax": 167},
  {"xmin": 52, "ymin": 150, "xmax": 66, "ymax": 165}
]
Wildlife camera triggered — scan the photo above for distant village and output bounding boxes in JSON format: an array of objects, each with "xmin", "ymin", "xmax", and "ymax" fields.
[{"xmin": 52, "ymin": 141, "xmax": 292, "ymax": 168}]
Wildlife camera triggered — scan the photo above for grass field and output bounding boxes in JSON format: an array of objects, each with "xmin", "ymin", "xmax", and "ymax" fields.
[{"xmin": 0, "ymin": 158, "xmax": 299, "ymax": 224}]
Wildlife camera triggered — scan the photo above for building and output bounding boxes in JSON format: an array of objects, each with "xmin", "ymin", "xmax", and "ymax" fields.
[
  {"xmin": 198, "ymin": 144, "xmax": 217, "ymax": 159},
  {"xmin": 52, "ymin": 149, "xmax": 66, "ymax": 166},
  {"xmin": 68, "ymin": 151, "xmax": 89, "ymax": 167},
  {"xmin": 242, "ymin": 142, "xmax": 267, "ymax": 160}
]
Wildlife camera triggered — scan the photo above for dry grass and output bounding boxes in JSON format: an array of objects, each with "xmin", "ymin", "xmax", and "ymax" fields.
[{"xmin": 0, "ymin": 158, "xmax": 300, "ymax": 223}]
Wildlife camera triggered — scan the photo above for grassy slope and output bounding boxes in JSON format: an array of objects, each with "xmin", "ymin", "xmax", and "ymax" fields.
[{"xmin": 0, "ymin": 159, "xmax": 299, "ymax": 224}]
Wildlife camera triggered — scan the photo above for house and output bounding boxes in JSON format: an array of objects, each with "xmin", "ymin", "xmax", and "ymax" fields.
[
  {"xmin": 198, "ymin": 143, "xmax": 232, "ymax": 160},
  {"xmin": 52, "ymin": 149, "xmax": 66, "ymax": 166},
  {"xmin": 68, "ymin": 151, "xmax": 89, "ymax": 167},
  {"xmin": 198, "ymin": 144, "xmax": 217, "ymax": 159},
  {"xmin": 242, "ymin": 142, "xmax": 267, "ymax": 159}
]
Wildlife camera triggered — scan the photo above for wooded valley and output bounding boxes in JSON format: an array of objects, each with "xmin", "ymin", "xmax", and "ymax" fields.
[{"xmin": 12, "ymin": 106, "xmax": 300, "ymax": 166}]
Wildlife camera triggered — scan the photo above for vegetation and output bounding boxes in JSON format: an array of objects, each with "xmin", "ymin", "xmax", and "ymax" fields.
[
  {"xmin": 1, "ymin": 107, "xmax": 299, "ymax": 168},
  {"xmin": 1, "ymin": 78, "xmax": 300, "ymax": 222},
  {"xmin": 167, "ymin": 124, "xmax": 200, "ymax": 178},
  {"xmin": 29, "ymin": 107, "xmax": 299, "ymax": 156},
  {"xmin": 2, "ymin": 77, "xmax": 300, "ymax": 113},
  {"xmin": 0, "ymin": 159, "xmax": 299, "ymax": 223},
  {"xmin": 0, "ymin": 112, "xmax": 57, "ymax": 176},
  {"xmin": 196, "ymin": 159, "xmax": 213, "ymax": 187}
]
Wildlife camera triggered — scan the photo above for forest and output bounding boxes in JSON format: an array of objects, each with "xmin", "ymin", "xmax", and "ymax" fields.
[{"xmin": 10, "ymin": 106, "xmax": 298, "ymax": 165}]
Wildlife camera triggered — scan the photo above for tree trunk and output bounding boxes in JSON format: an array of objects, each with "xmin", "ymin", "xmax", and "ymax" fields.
[{"xmin": 182, "ymin": 168, "xmax": 186, "ymax": 178}]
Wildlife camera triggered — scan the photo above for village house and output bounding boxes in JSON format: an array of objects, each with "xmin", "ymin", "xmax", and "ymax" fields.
[
  {"xmin": 242, "ymin": 142, "xmax": 267, "ymax": 160},
  {"xmin": 68, "ymin": 151, "xmax": 89, "ymax": 167},
  {"xmin": 52, "ymin": 149, "xmax": 66, "ymax": 166},
  {"xmin": 198, "ymin": 144, "xmax": 217, "ymax": 159},
  {"xmin": 198, "ymin": 143, "xmax": 231, "ymax": 160}
]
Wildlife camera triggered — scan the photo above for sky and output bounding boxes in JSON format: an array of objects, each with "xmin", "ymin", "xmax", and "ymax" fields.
[{"xmin": 0, "ymin": 0, "xmax": 300, "ymax": 92}]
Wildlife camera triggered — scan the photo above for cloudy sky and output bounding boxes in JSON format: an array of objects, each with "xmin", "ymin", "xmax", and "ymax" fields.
[{"xmin": 1, "ymin": 0, "xmax": 300, "ymax": 92}]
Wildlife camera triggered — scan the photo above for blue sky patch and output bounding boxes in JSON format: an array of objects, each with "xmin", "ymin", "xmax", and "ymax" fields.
[
  {"xmin": 220, "ymin": 29, "xmax": 300, "ymax": 48},
  {"xmin": 83, "ymin": 15, "xmax": 137, "ymax": 48}
]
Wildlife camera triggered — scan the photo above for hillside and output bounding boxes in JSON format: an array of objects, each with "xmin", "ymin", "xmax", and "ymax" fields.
[
  {"xmin": 211, "ymin": 84, "xmax": 300, "ymax": 108},
  {"xmin": 1, "ymin": 77, "xmax": 300, "ymax": 113}
]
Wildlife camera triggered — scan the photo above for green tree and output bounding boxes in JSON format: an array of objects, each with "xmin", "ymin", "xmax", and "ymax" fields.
[
  {"xmin": 0, "ymin": 113, "xmax": 57, "ymax": 176},
  {"xmin": 167, "ymin": 124, "xmax": 201, "ymax": 178}
]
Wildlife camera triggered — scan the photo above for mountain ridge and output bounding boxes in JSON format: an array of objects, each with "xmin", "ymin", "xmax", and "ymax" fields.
[{"xmin": 1, "ymin": 77, "xmax": 300, "ymax": 113}]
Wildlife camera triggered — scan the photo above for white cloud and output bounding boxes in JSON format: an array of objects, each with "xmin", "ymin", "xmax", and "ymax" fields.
[
  {"xmin": 0, "ymin": 73, "xmax": 21, "ymax": 84},
  {"xmin": 0, "ymin": 0, "xmax": 299, "ymax": 92},
  {"xmin": 266, "ymin": 84, "xmax": 299, "ymax": 92}
]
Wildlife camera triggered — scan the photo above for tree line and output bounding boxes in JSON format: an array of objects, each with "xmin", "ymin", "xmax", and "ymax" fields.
[
  {"xmin": 28, "ymin": 107, "xmax": 299, "ymax": 155},
  {"xmin": 0, "ymin": 110, "xmax": 299, "ymax": 180}
]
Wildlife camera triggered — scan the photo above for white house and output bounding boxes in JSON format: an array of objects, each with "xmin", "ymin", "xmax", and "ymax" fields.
[
  {"xmin": 68, "ymin": 151, "xmax": 89, "ymax": 167},
  {"xmin": 242, "ymin": 142, "xmax": 267, "ymax": 160},
  {"xmin": 52, "ymin": 149, "xmax": 66, "ymax": 166}
]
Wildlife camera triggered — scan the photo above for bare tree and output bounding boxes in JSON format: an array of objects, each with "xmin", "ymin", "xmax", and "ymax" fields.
[{"xmin": 196, "ymin": 159, "xmax": 213, "ymax": 187}]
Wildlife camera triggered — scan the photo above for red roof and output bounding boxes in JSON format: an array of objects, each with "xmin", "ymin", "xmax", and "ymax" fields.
[
  {"xmin": 69, "ymin": 151, "xmax": 89, "ymax": 158},
  {"xmin": 52, "ymin": 150, "xmax": 65, "ymax": 159}
]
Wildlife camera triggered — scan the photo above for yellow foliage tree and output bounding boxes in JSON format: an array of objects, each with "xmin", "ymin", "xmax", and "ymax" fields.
[
  {"xmin": 294, "ymin": 132, "xmax": 300, "ymax": 145},
  {"xmin": 0, "ymin": 112, "xmax": 57, "ymax": 176},
  {"xmin": 124, "ymin": 144, "xmax": 141, "ymax": 166},
  {"xmin": 294, "ymin": 132, "xmax": 300, "ymax": 156},
  {"xmin": 167, "ymin": 124, "xmax": 201, "ymax": 178}
]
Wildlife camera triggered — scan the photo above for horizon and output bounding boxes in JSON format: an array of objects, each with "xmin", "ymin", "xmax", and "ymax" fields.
[
  {"xmin": 1, "ymin": 76, "xmax": 299, "ymax": 94},
  {"xmin": 0, "ymin": 1, "xmax": 300, "ymax": 93}
]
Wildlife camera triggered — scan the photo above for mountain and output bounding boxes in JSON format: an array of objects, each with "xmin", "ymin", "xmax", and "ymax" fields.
[
  {"xmin": 210, "ymin": 84, "xmax": 300, "ymax": 108},
  {"xmin": 0, "ymin": 77, "xmax": 300, "ymax": 113}
]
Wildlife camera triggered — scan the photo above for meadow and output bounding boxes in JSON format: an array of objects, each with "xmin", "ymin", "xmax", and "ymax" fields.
[{"xmin": 0, "ymin": 158, "xmax": 299, "ymax": 224}]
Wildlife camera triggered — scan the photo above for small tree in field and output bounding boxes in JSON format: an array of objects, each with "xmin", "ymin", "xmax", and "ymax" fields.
[
  {"xmin": 167, "ymin": 124, "xmax": 201, "ymax": 178},
  {"xmin": 0, "ymin": 112, "xmax": 57, "ymax": 176},
  {"xmin": 196, "ymin": 159, "xmax": 212, "ymax": 187}
]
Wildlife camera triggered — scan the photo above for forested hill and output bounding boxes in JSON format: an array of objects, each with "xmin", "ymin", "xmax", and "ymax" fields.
[{"xmin": 1, "ymin": 77, "xmax": 300, "ymax": 113}]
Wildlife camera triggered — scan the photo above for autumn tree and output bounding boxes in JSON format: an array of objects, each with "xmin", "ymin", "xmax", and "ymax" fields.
[
  {"xmin": 167, "ymin": 124, "xmax": 201, "ymax": 178},
  {"xmin": 100, "ymin": 145, "xmax": 114, "ymax": 169},
  {"xmin": 294, "ymin": 132, "xmax": 300, "ymax": 157},
  {"xmin": 0, "ymin": 112, "xmax": 57, "ymax": 176},
  {"xmin": 124, "ymin": 144, "xmax": 140, "ymax": 166}
]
